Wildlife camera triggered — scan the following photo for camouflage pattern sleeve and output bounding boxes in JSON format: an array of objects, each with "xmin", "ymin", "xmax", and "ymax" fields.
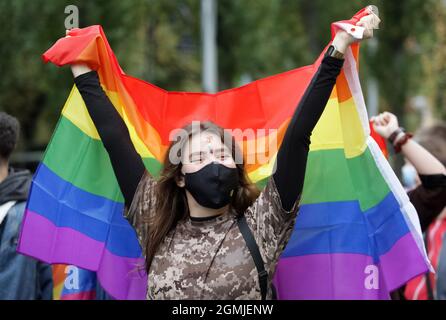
[
  {"xmin": 244, "ymin": 176, "xmax": 300, "ymax": 268},
  {"xmin": 124, "ymin": 170, "xmax": 158, "ymax": 256}
]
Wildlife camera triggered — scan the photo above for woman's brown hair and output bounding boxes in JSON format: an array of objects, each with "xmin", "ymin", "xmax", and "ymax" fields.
[{"xmin": 144, "ymin": 121, "xmax": 260, "ymax": 272}]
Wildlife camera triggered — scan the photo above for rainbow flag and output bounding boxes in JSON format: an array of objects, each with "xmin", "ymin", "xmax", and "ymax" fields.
[{"xmin": 18, "ymin": 8, "xmax": 430, "ymax": 300}]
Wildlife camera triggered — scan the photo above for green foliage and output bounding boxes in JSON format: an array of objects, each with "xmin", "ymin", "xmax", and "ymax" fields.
[
  {"xmin": 367, "ymin": 0, "xmax": 435, "ymax": 120},
  {"xmin": 0, "ymin": 0, "xmax": 444, "ymax": 153}
]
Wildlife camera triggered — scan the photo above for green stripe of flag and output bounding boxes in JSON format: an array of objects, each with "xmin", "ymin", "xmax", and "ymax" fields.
[
  {"xmin": 43, "ymin": 116, "xmax": 124, "ymax": 203},
  {"xmin": 44, "ymin": 115, "xmax": 164, "ymax": 202},
  {"xmin": 301, "ymin": 148, "xmax": 390, "ymax": 211}
]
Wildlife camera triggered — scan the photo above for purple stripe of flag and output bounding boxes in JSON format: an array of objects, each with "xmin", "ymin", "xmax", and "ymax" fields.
[
  {"xmin": 274, "ymin": 233, "xmax": 428, "ymax": 300},
  {"xmin": 18, "ymin": 210, "xmax": 147, "ymax": 299}
]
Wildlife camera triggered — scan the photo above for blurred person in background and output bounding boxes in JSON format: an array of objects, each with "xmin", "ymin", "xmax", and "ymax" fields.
[
  {"xmin": 406, "ymin": 123, "xmax": 446, "ymax": 300},
  {"xmin": 0, "ymin": 111, "xmax": 53, "ymax": 300},
  {"xmin": 372, "ymin": 112, "xmax": 446, "ymax": 299}
]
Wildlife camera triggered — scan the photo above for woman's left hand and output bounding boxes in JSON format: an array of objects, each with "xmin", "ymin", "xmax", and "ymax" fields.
[{"xmin": 332, "ymin": 7, "xmax": 381, "ymax": 53}]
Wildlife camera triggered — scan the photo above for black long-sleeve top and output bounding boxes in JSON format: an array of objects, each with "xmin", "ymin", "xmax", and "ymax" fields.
[
  {"xmin": 74, "ymin": 54, "xmax": 344, "ymax": 211},
  {"xmin": 408, "ymin": 174, "xmax": 446, "ymax": 232}
]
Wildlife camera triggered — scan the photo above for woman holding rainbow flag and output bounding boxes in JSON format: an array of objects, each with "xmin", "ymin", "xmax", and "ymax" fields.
[{"xmin": 61, "ymin": 6, "xmax": 381, "ymax": 300}]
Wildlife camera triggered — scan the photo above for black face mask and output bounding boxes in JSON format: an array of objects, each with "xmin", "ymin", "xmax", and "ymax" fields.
[{"xmin": 184, "ymin": 162, "xmax": 239, "ymax": 209}]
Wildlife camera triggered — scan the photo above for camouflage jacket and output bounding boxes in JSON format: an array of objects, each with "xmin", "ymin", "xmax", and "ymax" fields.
[{"xmin": 126, "ymin": 171, "xmax": 300, "ymax": 300}]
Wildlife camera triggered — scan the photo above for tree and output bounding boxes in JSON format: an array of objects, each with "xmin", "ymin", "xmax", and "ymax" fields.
[{"xmin": 1, "ymin": 0, "xmax": 443, "ymax": 159}]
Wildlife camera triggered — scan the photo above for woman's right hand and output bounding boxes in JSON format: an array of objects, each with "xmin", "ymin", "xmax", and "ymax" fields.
[{"xmin": 65, "ymin": 30, "xmax": 92, "ymax": 78}]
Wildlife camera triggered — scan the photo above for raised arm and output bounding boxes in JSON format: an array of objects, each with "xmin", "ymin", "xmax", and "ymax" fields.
[
  {"xmin": 372, "ymin": 111, "xmax": 446, "ymax": 230},
  {"xmin": 372, "ymin": 112, "xmax": 446, "ymax": 175},
  {"xmin": 273, "ymin": 30, "xmax": 356, "ymax": 211},
  {"xmin": 272, "ymin": 11, "xmax": 379, "ymax": 211},
  {"xmin": 71, "ymin": 64, "xmax": 146, "ymax": 208},
  {"xmin": 273, "ymin": 53, "xmax": 343, "ymax": 211}
]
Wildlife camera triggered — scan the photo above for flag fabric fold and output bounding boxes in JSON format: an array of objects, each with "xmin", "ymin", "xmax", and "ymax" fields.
[{"xmin": 18, "ymin": 8, "xmax": 430, "ymax": 300}]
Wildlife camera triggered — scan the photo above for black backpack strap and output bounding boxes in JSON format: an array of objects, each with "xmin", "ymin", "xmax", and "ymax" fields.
[
  {"xmin": 237, "ymin": 214, "xmax": 268, "ymax": 300},
  {"xmin": 423, "ymin": 232, "xmax": 435, "ymax": 300}
]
